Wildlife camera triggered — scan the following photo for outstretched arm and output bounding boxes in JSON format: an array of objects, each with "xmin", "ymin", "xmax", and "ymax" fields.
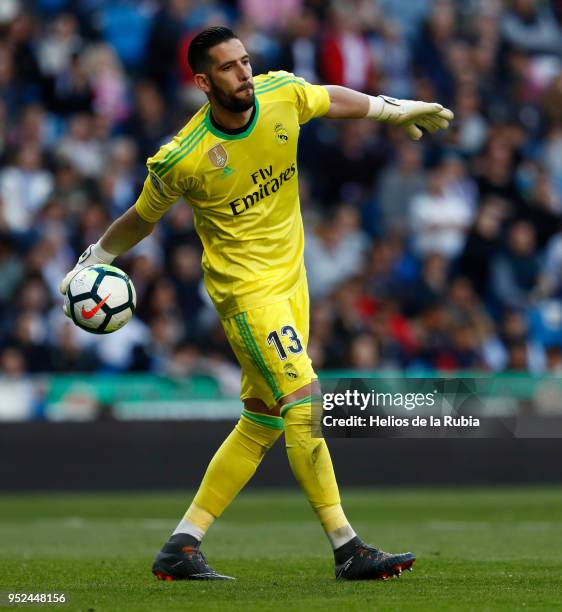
[
  {"xmin": 323, "ymin": 86, "xmax": 370, "ymax": 118},
  {"xmin": 323, "ymin": 85, "xmax": 454, "ymax": 141}
]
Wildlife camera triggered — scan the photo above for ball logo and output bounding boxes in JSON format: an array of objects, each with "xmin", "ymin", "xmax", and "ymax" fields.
[
  {"xmin": 81, "ymin": 293, "xmax": 111, "ymax": 319},
  {"xmin": 274, "ymin": 123, "xmax": 289, "ymax": 145},
  {"xmin": 208, "ymin": 144, "xmax": 228, "ymax": 168}
]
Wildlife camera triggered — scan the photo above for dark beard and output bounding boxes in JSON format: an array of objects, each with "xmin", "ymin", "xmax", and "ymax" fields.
[{"xmin": 210, "ymin": 80, "xmax": 255, "ymax": 113}]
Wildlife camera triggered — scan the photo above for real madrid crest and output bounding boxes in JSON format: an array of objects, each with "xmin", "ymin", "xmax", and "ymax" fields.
[
  {"xmin": 283, "ymin": 363, "xmax": 299, "ymax": 380},
  {"xmin": 274, "ymin": 122, "xmax": 289, "ymax": 145}
]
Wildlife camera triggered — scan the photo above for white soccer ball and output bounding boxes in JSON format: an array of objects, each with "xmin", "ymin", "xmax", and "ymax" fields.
[{"xmin": 64, "ymin": 264, "xmax": 137, "ymax": 334}]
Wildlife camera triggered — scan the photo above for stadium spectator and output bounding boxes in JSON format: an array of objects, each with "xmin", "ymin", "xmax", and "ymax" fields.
[
  {"xmin": 83, "ymin": 44, "xmax": 129, "ymax": 125},
  {"xmin": 168, "ymin": 243, "xmax": 206, "ymax": 331},
  {"xmin": 501, "ymin": 0, "xmax": 562, "ymax": 56},
  {"xmin": 409, "ymin": 165, "xmax": 474, "ymax": 258},
  {"xmin": 146, "ymin": 0, "xmax": 191, "ymax": 94},
  {"xmin": 305, "ymin": 205, "xmax": 368, "ymax": 298},
  {"xmin": 316, "ymin": 120, "xmax": 388, "ymax": 206},
  {"xmin": 348, "ymin": 333, "xmax": 381, "ymax": 370},
  {"xmin": 57, "ymin": 114, "xmax": 106, "ymax": 178},
  {"xmin": 240, "ymin": 0, "xmax": 303, "ymax": 32},
  {"xmin": 48, "ymin": 320, "xmax": 99, "ymax": 372},
  {"xmin": 370, "ymin": 20, "xmax": 413, "ymax": 100},
  {"xmin": 37, "ymin": 13, "xmax": 82, "ymax": 78},
  {"xmin": 375, "ymin": 141, "xmax": 426, "ymax": 235},
  {"xmin": 413, "ymin": 1, "xmax": 457, "ymax": 105},
  {"xmin": 122, "ymin": 81, "xmax": 170, "ymax": 163},
  {"xmin": 318, "ymin": 3, "xmax": 373, "ymax": 91},
  {"xmin": 491, "ymin": 220, "xmax": 541, "ymax": 311},
  {"xmin": 453, "ymin": 84, "xmax": 488, "ymax": 156},
  {"xmin": 537, "ymin": 223, "xmax": 562, "ymax": 297},
  {"xmin": 100, "ymin": 138, "xmax": 142, "ymax": 217},
  {"xmin": 0, "ymin": 144, "xmax": 53, "ymax": 233},
  {"xmin": 278, "ymin": 9, "xmax": 321, "ymax": 84},
  {"xmin": 456, "ymin": 199, "xmax": 505, "ymax": 299}
]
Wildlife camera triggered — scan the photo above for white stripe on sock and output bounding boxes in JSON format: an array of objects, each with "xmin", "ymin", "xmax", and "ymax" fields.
[
  {"xmin": 172, "ymin": 517, "xmax": 205, "ymax": 541},
  {"xmin": 327, "ymin": 524, "xmax": 357, "ymax": 550}
]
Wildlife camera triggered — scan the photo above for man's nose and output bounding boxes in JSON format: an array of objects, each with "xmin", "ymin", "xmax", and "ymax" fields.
[{"xmin": 238, "ymin": 64, "xmax": 251, "ymax": 80}]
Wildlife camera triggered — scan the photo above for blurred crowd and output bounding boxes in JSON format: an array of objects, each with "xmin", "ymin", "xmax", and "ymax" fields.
[{"xmin": 2, "ymin": 0, "xmax": 562, "ymax": 385}]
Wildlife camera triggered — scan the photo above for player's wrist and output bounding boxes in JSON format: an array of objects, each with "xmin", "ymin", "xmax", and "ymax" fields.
[
  {"xmin": 366, "ymin": 95, "xmax": 402, "ymax": 123},
  {"xmin": 90, "ymin": 241, "xmax": 117, "ymax": 264},
  {"xmin": 366, "ymin": 95, "xmax": 383, "ymax": 119}
]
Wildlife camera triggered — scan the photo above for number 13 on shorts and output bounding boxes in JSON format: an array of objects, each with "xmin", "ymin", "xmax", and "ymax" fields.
[
  {"xmin": 222, "ymin": 280, "xmax": 316, "ymax": 405},
  {"xmin": 267, "ymin": 325, "xmax": 303, "ymax": 360}
]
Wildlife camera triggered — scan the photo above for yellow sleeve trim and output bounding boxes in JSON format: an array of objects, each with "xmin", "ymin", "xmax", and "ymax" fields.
[{"xmin": 134, "ymin": 198, "xmax": 159, "ymax": 223}]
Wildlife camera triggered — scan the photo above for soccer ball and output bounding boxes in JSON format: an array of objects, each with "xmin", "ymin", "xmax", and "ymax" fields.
[{"xmin": 64, "ymin": 264, "xmax": 136, "ymax": 334}]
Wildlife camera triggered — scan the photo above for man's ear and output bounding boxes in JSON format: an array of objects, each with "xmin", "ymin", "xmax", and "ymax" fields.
[{"xmin": 193, "ymin": 73, "xmax": 211, "ymax": 94}]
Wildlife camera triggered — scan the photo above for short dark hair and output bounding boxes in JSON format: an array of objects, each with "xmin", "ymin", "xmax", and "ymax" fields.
[{"xmin": 188, "ymin": 26, "xmax": 238, "ymax": 74}]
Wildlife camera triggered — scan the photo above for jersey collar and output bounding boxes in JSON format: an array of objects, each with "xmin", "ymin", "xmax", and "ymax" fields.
[{"xmin": 204, "ymin": 97, "xmax": 260, "ymax": 141}]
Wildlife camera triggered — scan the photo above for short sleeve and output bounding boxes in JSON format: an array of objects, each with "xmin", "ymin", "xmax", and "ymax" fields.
[
  {"xmin": 292, "ymin": 76, "xmax": 330, "ymax": 124},
  {"xmin": 134, "ymin": 155, "xmax": 184, "ymax": 223}
]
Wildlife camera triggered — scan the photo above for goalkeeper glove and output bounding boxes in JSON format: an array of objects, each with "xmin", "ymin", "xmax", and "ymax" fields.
[
  {"xmin": 59, "ymin": 242, "xmax": 116, "ymax": 316},
  {"xmin": 367, "ymin": 95, "xmax": 454, "ymax": 141}
]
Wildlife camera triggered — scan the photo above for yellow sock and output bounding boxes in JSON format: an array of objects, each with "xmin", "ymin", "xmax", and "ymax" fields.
[
  {"xmin": 191, "ymin": 411, "xmax": 283, "ymax": 520},
  {"xmin": 181, "ymin": 502, "xmax": 215, "ymax": 539},
  {"xmin": 283, "ymin": 399, "xmax": 356, "ymax": 548}
]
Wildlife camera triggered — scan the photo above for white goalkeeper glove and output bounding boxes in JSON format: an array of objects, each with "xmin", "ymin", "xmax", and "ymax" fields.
[
  {"xmin": 367, "ymin": 95, "xmax": 454, "ymax": 141},
  {"xmin": 59, "ymin": 242, "xmax": 116, "ymax": 315}
]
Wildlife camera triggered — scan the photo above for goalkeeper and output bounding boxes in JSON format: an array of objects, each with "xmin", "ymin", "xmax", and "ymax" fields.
[{"xmin": 60, "ymin": 27, "xmax": 453, "ymax": 581}]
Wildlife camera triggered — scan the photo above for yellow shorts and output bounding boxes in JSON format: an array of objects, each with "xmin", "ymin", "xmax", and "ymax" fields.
[{"xmin": 221, "ymin": 276, "xmax": 316, "ymax": 409}]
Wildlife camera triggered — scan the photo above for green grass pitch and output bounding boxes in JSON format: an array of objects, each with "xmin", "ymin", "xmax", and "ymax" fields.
[{"xmin": 1, "ymin": 487, "xmax": 561, "ymax": 611}]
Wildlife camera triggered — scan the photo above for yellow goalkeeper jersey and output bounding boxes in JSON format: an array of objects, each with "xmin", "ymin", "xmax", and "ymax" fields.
[{"xmin": 134, "ymin": 71, "xmax": 330, "ymax": 318}]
